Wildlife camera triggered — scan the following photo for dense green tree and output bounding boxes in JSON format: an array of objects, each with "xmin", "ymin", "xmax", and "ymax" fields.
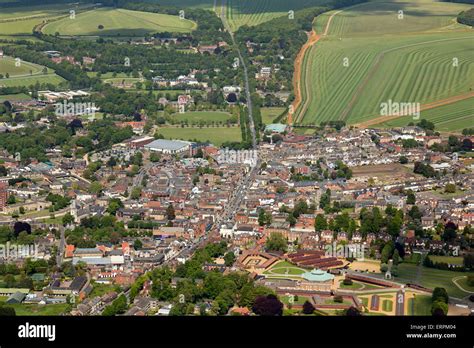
[{"xmin": 265, "ymin": 232, "xmax": 288, "ymax": 252}]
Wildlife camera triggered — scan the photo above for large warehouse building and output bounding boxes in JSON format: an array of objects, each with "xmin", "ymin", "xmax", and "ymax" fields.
[{"xmin": 144, "ymin": 139, "xmax": 191, "ymax": 155}]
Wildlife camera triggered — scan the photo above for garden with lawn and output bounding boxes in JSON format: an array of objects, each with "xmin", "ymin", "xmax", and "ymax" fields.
[{"xmin": 262, "ymin": 260, "xmax": 308, "ymax": 279}]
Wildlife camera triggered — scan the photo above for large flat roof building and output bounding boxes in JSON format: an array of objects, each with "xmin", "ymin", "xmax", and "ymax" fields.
[{"xmin": 144, "ymin": 139, "xmax": 191, "ymax": 154}]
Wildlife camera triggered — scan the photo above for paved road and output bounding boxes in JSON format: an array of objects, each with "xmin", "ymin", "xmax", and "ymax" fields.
[
  {"xmin": 129, "ymin": 163, "xmax": 154, "ymax": 199},
  {"xmin": 57, "ymin": 226, "xmax": 65, "ymax": 267},
  {"xmin": 220, "ymin": 0, "xmax": 257, "ymax": 149}
]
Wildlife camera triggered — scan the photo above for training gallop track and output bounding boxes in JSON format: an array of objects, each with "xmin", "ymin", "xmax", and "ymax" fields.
[{"xmin": 291, "ymin": 10, "xmax": 342, "ymax": 124}]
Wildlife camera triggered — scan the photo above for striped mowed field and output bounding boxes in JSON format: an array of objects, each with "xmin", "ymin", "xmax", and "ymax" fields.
[
  {"xmin": 42, "ymin": 8, "xmax": 197, "ymax": 37},
  {"xmin": 225, "ymin": 0, "xmax": 330, "ymax": 31},
  {"xmin": 375, "ymin": 97, "xmax": 474, "ymax": 132},
  {"xmin": 0, "ymin": 3, "xmax": 97, "ymax": 36},
  {"xmin": 296, "ymin": 0, "xmax": 474, "ymax": 131}
]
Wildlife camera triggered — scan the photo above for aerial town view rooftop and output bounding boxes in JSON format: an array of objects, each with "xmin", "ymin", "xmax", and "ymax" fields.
[{"xmin": 0, "ymin": 0, "xmax": 472, "ymax": 346}]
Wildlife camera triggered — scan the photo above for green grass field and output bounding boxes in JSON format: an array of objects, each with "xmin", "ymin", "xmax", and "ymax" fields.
[
  {"xmin": 339, "ymin": 280, "xmax": 364, "ymax": 290},
  {"xmin": 170, "ymin": 111, "xmax": 233, "ymax": 124},
  {"xmin": 428, "ymin": 256, "xmax": 464, "ymax": 265},
  {"xmin": 407, "ymin": 294, "xmax": 432, "ymax": 315},
  {"xmin": 0, "ymin": 303, "xmax": 69, "ymax": 316},
  {"xmin": 43, "ymin": 8, "xmax": 196, "ymax": 37},
  {"xmin": 155, "ymin": 126, "xmax": 242, "ymax": 145},
  {"xmin": 0, "ymin": 73, "xmax": 65, "ymax": 88},
  {"xmin": 280, "ymin": 294, "xmax": 311, "ymax": 305},
  {"xmin": 375, "ymin": 97, "xmax": 474, "ymax": 132},
  {"xmin": 0, "ymin": 93, "xmax": 32, "ymax": 102},
  {"xmin": 0, "ymin": 56, "xmax": 46, "ymax": 77},
  {"xmin": 103, "ymin": 77, "xmax": 142, "ymax": 85},
  {"xmin": 0, "ymin": 55, "xmax": 64, "ymax": 87},
  {"xmin": 395, "ymin": 263, "xmax": 474, "ymax": 299},
  {"xmin": 225, "ymin": 0, "xmax": 329, "ymax": 31},
  {"xmin": 261, "ymin": 107, "xmax": 286, "ymax": 124},
  {"xmin": 262, "ymin": 260, "xmax": 308, "ymax": 279},
  {"xmin": 148, "ymin": 0, "xmax": 214, "ymax": 10},
  {"xmin": 296, "ymin": 0, "xmax": 474, "ymax": 129},
  {"xmin": 382, "ymin": 299, "xmax": 393, "ymax": 312},
  {"xmin": 0, "ymin": 3, "xmax": 95, "ymax": 36}
]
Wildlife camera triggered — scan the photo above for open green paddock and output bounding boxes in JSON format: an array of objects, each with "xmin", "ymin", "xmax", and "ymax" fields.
[
  {"xmin": 42, "ymin": 8, "xmax": 196, "ymax": 37},
  {"xmin": 0, "ymin": 17, "xmax": 57, "ymax": 36},
  {"xmin": 0, "ymin": 55, "xmax": 64, "ymax": 87},
  {"xmin": 0, "ymin": 93, "xmax": 32, "ymax": 102},
  {"xmin": 0, "ymin": 3, "xmax": 80, "ymax": 20},
  {"xmin": 407, "ymin": 294, "xmax": 432, "ymax": 315},
  {"xmin": 261, "ymin": 107, "xmax": 286, "ymax": 124},
  {"xmin": 155, "ymin": 126, "xmax": 242, "ymax": 145},
  {"xmin": 0, "ymin": 3, "xmax": 96, "ymax": 36},
  {"xmin": 375, "ymin": 97, "xmax": 474, "ymax": 132},
  {"xmin": 225, "ymin": 0, "xmax": 330, "ymax": 31},
  {"xmin": 316, "ymin": 1, "xmax": 471, "ymax": 38},
  {"xmin": 426, "ymin": 256, "xmax": 464, "ymax": 265},
  {"xmin": 148, "ymin": 0, "xmax": 214, "ymax": 10},
  {"xmin": 395, "ymin": 263, "xmax": 474, "ymax": 299},
  {"xmin": 297, "ymin": 32, "xmax": 474, "ymax": 125},
  {"xmin": 169, "ymin": 111, "xmax": 234, "ymax": 123},
  {"xmin": 280, "ymin": 294, "xmax": 312, "ymax": 305},
  {"xmin": 296, "ymin": 0, "xmax": 474, "ymax": 130},
  {"xmin": 0, "ymin": 73, "xmax": 65, "ymax": 88},
  {"xmin": 0, "ymin": 303, "xmax": 69, "ymax": 316},
  {"xmin": 0, "ymin": 56, "xmax": 49, "ymax": 77},
  {"xmin": 103, "ymin": 77, "xmax": 142, "ymax": 85}
]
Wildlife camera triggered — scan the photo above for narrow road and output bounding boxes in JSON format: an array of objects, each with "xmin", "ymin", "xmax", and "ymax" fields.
[
  {"xmin": 129, "ymin": 163, "xmax": 154, "ymax": 199},
  {"xmin": 452, "ymin": 276, "xmax": 474, "ymax": 294},
  {"xmin": 57, "ymin": 226, "xmax": 65, "ymax": 267},
  {"xmin": 220, "ymin": 0, "xmax": 257, "ymax": 148}
]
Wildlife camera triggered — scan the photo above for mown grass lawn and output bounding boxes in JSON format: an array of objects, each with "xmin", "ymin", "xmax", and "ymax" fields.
[
  {"xmin": 170, "ymin": 111, "xmax": 233, "ymax": 124},
  {"xmin": 3, "ymin": 303, "xmax": 69, "ymax": 316},
  {"xmin": 407, "ymin": 295, "xmax": 432, "ymax": 315},
  {"xmin": 89, "ymin": 282, "xmax": 120, "ymax": 298},
  {"xmin": 339, "ymin": 280, "xmax": 364, "ymax": 290},
  {"xmin": 429, "ymin": 256, "xmax": 464, "ymax": 265},
  {"xmin": 396, "ymin": 263, "xmax": 473, "ymax": 298},
  {"xmin": 261, "ymin": 107, "xmax": 286, "ymax": 124},
  {"xmin": 280, "ymin": 295, "xmax": 311, "ymax": 306},
  {"xmin": 155, "ymin": 126, "xmax": 241, "ymax": 146},
  {"xmin": 43, "ymin": 8, "xmax": 196, "ymax": 36},
  {"xmin": 382, "ymin": 299, "xmax": 393, "ymax": 312}
]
